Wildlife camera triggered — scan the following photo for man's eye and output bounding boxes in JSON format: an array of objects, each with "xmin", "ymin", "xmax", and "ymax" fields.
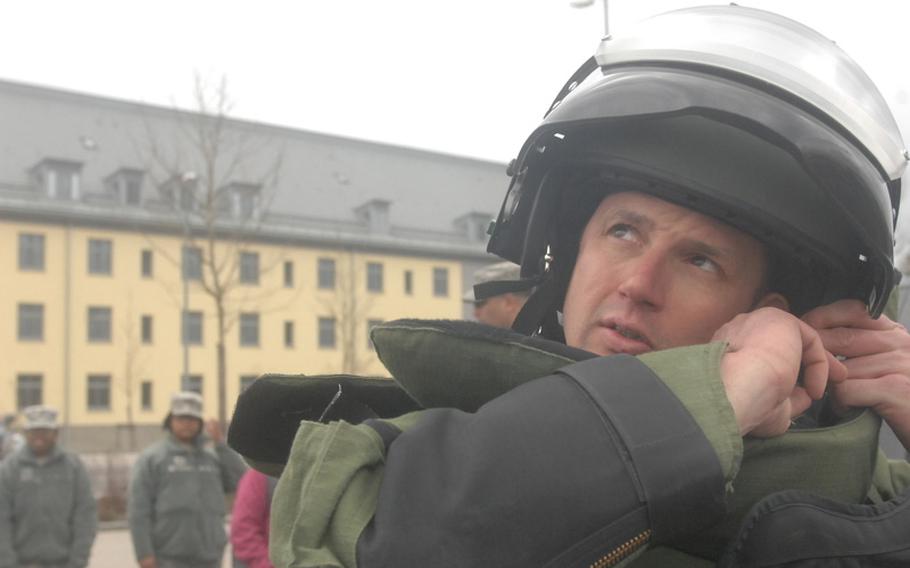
[
  {"xmin": 607, "ymin": 223, "xmax": 635, "ymax": 240},
  {"xmin": 690, "ymin": 255, "xmax": 719, "ymax": 273}
]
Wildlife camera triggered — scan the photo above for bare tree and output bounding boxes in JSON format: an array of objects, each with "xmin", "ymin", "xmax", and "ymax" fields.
[
  {"xmin": 321, "ymin": 249, "xmax": 376, "ymax": 375},
  {"xmin": 116, "ymin": 296, "xmax": 146, "ymax": 451},
  {"xmin": 137, "ymin": 74, "xmax": 285, "ymax": 427}
]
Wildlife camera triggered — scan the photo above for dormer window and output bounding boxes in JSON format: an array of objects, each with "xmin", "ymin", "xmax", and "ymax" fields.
[
  {"xmin": 104, "ymin": 168, "xmax": 145, "ymax": 205},
  {"xmin": 160, "ymin": 173, "xmax": 198, "ymax": 212},
  {"xmin": 221, "ymin": 182, "xmax": 261, "ymax": 220},
  {"xmin": 354, "ymin": 199, "xmax": 391, "ymax": 234},
  {"xmin": 453, "ymin": 212, "xmax": 493, "ymax": 243},
  {"xmin": 30, "ymin": 158, "xmax": 83, "ymax": 201}
]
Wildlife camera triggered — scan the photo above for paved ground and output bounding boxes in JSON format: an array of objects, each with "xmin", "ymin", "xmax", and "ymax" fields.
[{"xmin": 89, "ymin": 526, "xmax": 232, "ymax": 568}]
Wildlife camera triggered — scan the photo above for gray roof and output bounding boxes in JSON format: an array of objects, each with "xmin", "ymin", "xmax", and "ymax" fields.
[{"xmin": 0, "ymin": 78, "xmax": 509, "ymax": 259}]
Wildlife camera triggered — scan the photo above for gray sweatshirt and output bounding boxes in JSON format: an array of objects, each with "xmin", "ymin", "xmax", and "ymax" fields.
[
  {"xmin": 0, "ymin": 445, "xmax": 97, "ymax": 568},
  {"xmin": 128, "ymin": 434, "xmax": 246, "ymax": 564}
]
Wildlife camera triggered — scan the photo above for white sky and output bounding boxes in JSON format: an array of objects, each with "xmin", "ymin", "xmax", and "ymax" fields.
[{"xmin": 1, "ymin": 0, "xmax": 908, "ymax": 164}]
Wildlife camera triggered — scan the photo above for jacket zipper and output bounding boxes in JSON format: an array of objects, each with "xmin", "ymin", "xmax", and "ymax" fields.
[{"xmin": 589, "ymin": 529, "xmax": 652, "ymax": 568}]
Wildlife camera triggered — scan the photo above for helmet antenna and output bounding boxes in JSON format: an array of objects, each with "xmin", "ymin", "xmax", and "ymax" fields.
[{"xmin": 569, "ymin": 0, "xmax": 610, "ymax": 39}]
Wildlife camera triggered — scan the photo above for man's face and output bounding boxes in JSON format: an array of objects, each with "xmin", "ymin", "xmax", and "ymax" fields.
[
  {"xmin": 25, "ymin": 428, "xmax": 57, "ymax": 457},
  {"xmin": 474, "ymin": 293, "xmax": 527, "ymax": 329},
  {"xmin": 170, "ymin": 415, "xmax": 203, "ymax": 443},
  {"xmin": 562, "ymin": 192, "xmax": 785, "ymax": 355}
]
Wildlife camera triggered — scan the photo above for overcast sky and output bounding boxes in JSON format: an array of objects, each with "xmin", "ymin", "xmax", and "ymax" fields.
[{"xmin": 2, "ymin": 0, "xmax": 907, "ymax": 165}]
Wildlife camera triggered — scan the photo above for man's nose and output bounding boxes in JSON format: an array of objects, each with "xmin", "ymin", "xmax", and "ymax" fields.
[{"xmin": 616, "ymin": 252, "xmax": 666, "ymax": 309}]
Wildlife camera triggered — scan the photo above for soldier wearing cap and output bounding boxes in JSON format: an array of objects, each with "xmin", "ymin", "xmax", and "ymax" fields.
[
  {"xmin": 128, "ymin": 392, "xmax": 246, "ymax": 568},
  {"xmin": 463, "ymin": 261, "xmax": 535, "ymax": 328},
  {"xmin": 0, "ymin": 405, "xmax": 97, "ymax": 568}
]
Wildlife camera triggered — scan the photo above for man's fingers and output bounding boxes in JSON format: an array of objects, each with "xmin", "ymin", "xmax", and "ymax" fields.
[
  {"xmin": 826, "ymin": 350, "xmax": 849, "ymax": 383},
  {"xmin": 798, "ymin": 319, "xmax": 830, "ymax": 399},
  {"xmin": 831, "ymin": 374, "xmax": 910, "ymax": 411},
  {"xmin": 802, "ymin": 299, "xmax": 895, "ymax": 332},
  {"xmin": 816, "ymin": 326, "xmax": 908, "ymax": 358},
  {"xmin": 788, "ymin": 386, "xmax": 813, "ymax": 418},
  {"xmin": 842, "ymin": 351, "xmax": 910, "ymax": 380}
]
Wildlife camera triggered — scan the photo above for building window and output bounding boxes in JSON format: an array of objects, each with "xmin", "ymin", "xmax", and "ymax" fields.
[
  {"xmin": 141, "ymin": 249, "xmax": 153, "ymax": 278},
  {"xmin": 87, "ymin": 306, "xmax": 112, "ymax": 342},
  {"xmin": 237, "ymin": 190, "xmax": 259, "ymax": 219},
  {"xmin": 182, "ymin": 311, "xmax": 203, "ymax": 345},
  {"xmin": 367, "ymin": 262, "xmax": 384, "ymax": 293},
  {"xmin": 181, "ymin": 374, "xmax": 203, "ymax": 395},
  {"xmin": 141, "ymin": 381, "xmax": 153, "ymax": 411},
  {"xmin": 240, "ymin": 312, "xmax": 260, "ymax": 347},
  {"xmin": 367, "ymin": 319, "xmax": 384, "ymax": 350},
  {"xmin": 88, "ymin": 239, "xmax": 112, "ymax": 275},
  {"xmin": 284, "ymin": 261, "xmax": 294, "ymax": 288},
  {"xmin": 318, "ymin": 317, "xmax": 336, "ymax": 349},
  {"xmin": 87, "ymin": 374, "xmax": 111, "ymax": 411},
  {"xmin": 141, "ymin": 315, "xmax": 153, "ymax": 344},
  {"xmin": 240, "ymin": 375, "xmax": 257, "ymax": 393},
  {"xmin": 317, "ymin": 258, "xmax": 336, "ymax": 290},
  {"xmin": 404, "ymin": 270, "xmax": 413, "ymax": 295},
  {"xmin": 17, "ymin": 303, "xmax": 44, "ymax": 341},
  {"xmin": 182, "ymin": 246, "xmax": 202, "ymax": 281},
  {"xmin": 32, "ymin": 159, "xmax": 82, "ymax": 200},
  {"xmin": 239, "ymin": 252, "xmax": 260, "ymax": 285},
  {"xmin": 284, "ymin": 320, "xmax": 295, "ymax": 348},
  {"xmin": 18, "ymin": 233, "xmax": 45, "ymax": 271},
  {"xmin": 16, "ymin": 374, "xmax": 43, "ymax": 409},
  {"xmin": 105, "ymin": 169, "xmax": 145, "ymax": 205},
  {"xmin": 433, "ymin": 267, "xmax": 449, "ymax": 297},
  {"xmin": 125, "ymin": 178, "xmax": 142, "ymax": 205},
  {"xmin": 223, "ymin": 182, "xmax": 261, "ymax": 219}
]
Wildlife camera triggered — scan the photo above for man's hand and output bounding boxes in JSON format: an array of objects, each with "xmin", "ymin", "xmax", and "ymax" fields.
[
  {"xmin": 803, "ymin": 299, "xmax": 910, "ymax": 450},
  {"xmin": 205, "ymin": 419, "xmax": 224, "ymax": 445},
  {"xmin": 712, "ymin": 307, "xmax": 847, "ymax": 437},
  {"xmin": 138, "ymin": 555, "xmax": 157, "ymax": 568}
]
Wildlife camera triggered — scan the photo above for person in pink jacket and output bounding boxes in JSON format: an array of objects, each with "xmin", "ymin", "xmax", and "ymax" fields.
[{"xmin": 230, "ymin": 469, "xmax": 277, "ymax": 568}]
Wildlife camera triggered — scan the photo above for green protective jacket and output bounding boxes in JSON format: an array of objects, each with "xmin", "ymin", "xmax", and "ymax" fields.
[
  {"xmin": 0, "ymin": 445, "xmax": 97, "ymax": 568},
  {"xmin": 128, "ymin": 434, "xmax": 247, "ymax": 564},
  {"xmin": 250, "ymin": 320, "xmax": 910, "ymax": 567}
]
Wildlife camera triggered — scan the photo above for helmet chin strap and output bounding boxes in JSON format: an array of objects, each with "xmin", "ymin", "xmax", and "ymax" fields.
[{"xmin": 510, "ymin": 269, "xmax": 565, "ymax": 342}]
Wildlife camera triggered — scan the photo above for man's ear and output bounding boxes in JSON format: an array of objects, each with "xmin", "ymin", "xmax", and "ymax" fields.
[{"xmin": 755, "ymin": 292, "xmax": 789, "ymax": 312}]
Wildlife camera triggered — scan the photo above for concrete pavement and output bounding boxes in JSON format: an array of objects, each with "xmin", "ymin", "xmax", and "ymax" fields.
[{"xmin": 89, "ymin": 526, "xmax": 232, "ymax": 568}]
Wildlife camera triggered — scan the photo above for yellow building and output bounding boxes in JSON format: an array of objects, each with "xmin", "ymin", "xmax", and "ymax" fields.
[{"xmin": 0, "ymin": 79, "xmax": 504, "ymax": 451}]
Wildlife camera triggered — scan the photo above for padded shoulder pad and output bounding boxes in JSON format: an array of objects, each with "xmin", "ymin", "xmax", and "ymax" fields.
[
  {"xmin": 372, "ymin": 319, "xmax": 596, "ymax": 412},
  {"xmin": 227, "ymin": 374, "xmax": 420, "ymax": 473}
]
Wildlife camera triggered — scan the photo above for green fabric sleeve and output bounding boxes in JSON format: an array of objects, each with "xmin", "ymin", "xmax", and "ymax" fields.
[
  {"xmin": 268, "ymin": 410, "xmax": 453, "ymax": 567},
  {"xmin": 638, "ymin": 342, "xmax": 743, "ymax": 486},
  {"xmin": 270, "ymin": 419, "xmax": 390, "ymax": 568}
]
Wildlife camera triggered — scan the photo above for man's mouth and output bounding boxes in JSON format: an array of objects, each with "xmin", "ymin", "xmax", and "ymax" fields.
[
  {"xmin": 599, "ymin": 320, "xmax": 654, "ymax": 353},
  {"xmin": 607, "ymin": 322, "xmax": 648, "ymax": 343}
]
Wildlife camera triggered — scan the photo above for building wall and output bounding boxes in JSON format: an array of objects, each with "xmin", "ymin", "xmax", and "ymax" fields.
[{"xmin": 3, "ymin": 218, "xmax": 462, "ymax": 440}]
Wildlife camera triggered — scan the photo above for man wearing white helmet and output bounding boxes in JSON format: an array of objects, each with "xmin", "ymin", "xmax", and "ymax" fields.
[
  {"xmin": 463, "ymin": 261, "xmax": 534, "ymax": 328},
  {"xmin": 0, "ymin": 405, "xmax": 97, "ymax": 568},
  {"xmin": 128, "ymin": 392, "xmax": 246, "ymax": 568},
  {"xmin": 228, "ymin": 6, "xmax": 910, "ymax": 567}
]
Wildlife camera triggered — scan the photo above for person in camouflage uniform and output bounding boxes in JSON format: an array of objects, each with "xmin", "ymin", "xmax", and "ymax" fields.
[
  {"xmin": 129, "ymin": 392, "xmax": 246, "ymax": 568},
  {"xmin": 0, "ymin": 405, "xmax": 97, "ymax": 568}
]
